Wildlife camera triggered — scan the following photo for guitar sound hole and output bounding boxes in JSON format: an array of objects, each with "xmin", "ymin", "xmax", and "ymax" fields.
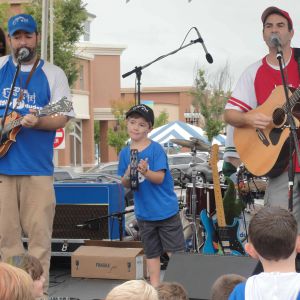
[
  {"xmin": 292, "ymin": 102, "xmax": 300, "ymax": 120},
  {"xmin": 272, "ymin": 108, "xmax": 285, "ymax": 126}
]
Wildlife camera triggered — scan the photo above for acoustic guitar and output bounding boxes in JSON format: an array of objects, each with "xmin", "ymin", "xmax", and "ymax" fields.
[
  {"xmin": 233, "ymin": 85, "xmax": 300, "ymax": 177},
  {"xmin": 0, "ymin": 97, "xmax": 73, "ymax": 157}
]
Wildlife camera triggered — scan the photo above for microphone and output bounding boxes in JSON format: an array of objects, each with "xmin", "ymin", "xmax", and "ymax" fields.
[
  {"xmin": 194, "ymin": 27, "xmax": 213, "ymax": 64},
  {"xmin": 17, "ymin": 48, "xmax": 30, "ymax": 63},
  {"xmin": 76, "ymin": 223, "xmax": 88, "ymax": 229},
  {"xmin": 270, "ymin": 34, "xmax": 282, "ymax": 52}
]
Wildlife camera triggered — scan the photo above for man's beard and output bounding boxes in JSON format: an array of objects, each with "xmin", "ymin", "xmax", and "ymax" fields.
[{"xmin": 14, "ymin": 47, "xmax": 36, "ymax": 63}]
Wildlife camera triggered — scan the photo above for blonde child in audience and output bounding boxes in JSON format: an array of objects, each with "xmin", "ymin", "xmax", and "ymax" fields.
[
  {"xmin": 105, "ymin": 279, "xmax": 159, "ymax": 300},
  {"xmin": 0, "ymin": 262, "xmax": 34, "ymax": 300}
]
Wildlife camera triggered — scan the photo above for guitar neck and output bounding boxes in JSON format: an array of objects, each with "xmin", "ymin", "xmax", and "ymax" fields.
[
  {"xmin": 212, "ymin": 164, "xmax": 227, "ymax": 227},
  {"xmin": 2, "ymin": 97, "xmax": 72, "ymax": 135},
  {"xmin": 211, "ymin": 144, "xmax": 227, "ymax": 227},
  {"xmin": 283, "ymin": 86, "xmax": 300, "ymax": 113}
]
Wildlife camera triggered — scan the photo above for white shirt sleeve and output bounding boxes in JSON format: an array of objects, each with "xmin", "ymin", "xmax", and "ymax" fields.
[
  {"xmin": 42, "ymin": 61, "xmax": 74, "ymax": 118},
  {"xmin": 226, "ymin": 60, "xmax": 262, "ymax": 112}
]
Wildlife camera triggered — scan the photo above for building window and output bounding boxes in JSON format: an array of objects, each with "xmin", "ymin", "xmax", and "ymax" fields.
[
  {"xmin": 79, "ymin": 65, "xmax": 84, "ymax": 90},
  {"xmin": 69, "ymin": 120, "xmax": 82, "ymax": 167},
  {"xmin": 83, "ymin": 20, "xmax": 91, "ymax": 41}
]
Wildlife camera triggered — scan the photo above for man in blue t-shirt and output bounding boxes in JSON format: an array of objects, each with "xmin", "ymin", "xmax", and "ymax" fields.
[
  {"xmin": 118, "ymin": 104, "xmax": 185, "ymax": 287},
  {"xmin": 0, "ymin": 14, "xmax": 74, "ymax": 298}
]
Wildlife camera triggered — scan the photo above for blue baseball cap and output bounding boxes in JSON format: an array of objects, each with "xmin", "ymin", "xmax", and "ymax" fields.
[{"xmin": 8, "ymin": 14, "xmax": 37, "ymax": 36}]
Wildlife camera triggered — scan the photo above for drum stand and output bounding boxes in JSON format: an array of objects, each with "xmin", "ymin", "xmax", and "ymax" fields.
[{"xmin": 188, "ymin": 145, "xmax": 201, "ymax": 253}]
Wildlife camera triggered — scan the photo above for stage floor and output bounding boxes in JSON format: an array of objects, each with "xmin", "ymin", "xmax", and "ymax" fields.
[{"xmin": 49, "ymin": 257, "xmax": 127, "ymax": 300}]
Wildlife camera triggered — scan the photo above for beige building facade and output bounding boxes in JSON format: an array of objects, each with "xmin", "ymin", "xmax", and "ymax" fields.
[{"xmin": 3, "ymin": 1, "xmax": 197, "ymax": 169}]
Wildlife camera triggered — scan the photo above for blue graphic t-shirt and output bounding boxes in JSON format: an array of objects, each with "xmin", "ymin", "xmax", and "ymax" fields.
[
  {"xmin": 0, "ymin": 55, "xmax": 72, "ymax": 175},
  {"xmin": 118, "ymin": 141, "xmax": 179, "ymax": 221}
]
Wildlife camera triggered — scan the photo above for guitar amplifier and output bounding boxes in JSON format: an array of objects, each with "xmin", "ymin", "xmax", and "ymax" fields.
[
  {"xmin": 50, "ymin": 181, "xmax": 125, "ymax": 256},
  {"xmin": 53, "ymin": 204, "xmax": 108, "ymax": 240}
]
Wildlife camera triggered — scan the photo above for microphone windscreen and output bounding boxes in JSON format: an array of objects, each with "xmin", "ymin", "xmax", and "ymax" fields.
[
  {"xmin": 270, "ymin": 34, "xmax": 281, "ymax": 47},
  {"xmin": 17, "ymin": 48, "xmax": 30, "ymax": 61},
  {"xmin": 206, "ymin": 53, "xmax": 213, "ymax": 64}
]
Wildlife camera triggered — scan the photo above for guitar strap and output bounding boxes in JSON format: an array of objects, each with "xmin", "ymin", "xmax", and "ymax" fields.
[
  {"xmin": 294, "ymin": 48, "xmax": 300, "ymax": 78},
  {"xmin": 14, "ymin": 57, "xmax": 40, "ymax": 109}
]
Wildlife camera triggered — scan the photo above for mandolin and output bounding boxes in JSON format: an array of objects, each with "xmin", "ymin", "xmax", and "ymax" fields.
[{"xmin": 0, "ymin": 97, "xmax": 72, "ymax": 157}]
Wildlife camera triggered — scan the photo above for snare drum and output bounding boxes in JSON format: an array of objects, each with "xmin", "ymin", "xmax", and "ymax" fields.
[{"xmin": 185, "ymin": 183, "xmax": 227, "ymax": 217}]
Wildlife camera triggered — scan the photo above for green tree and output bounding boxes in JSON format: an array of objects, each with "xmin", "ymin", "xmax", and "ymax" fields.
[
  {"xmin": 107, "ymin": 99, "xmax": 134, "ymax": 155},
  {"xmin": 0, "ymin": 3, "xmax": 10, "ymax": 32},
  {"xmin": 154, "ymin": 110, "xmax": 168, "ymax": 128},
  {"xmin": 25, "ymin": 0, "xmax": 88, "ymax": 87},
  {"xmin": 192, "ymin": 63, "xmax": 232, "ymax": 141}
]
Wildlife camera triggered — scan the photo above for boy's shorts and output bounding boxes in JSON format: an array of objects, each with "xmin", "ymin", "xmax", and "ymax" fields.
[{"xmin": 137, "ymin": 213, "xmax": 185, "ymax": 259}]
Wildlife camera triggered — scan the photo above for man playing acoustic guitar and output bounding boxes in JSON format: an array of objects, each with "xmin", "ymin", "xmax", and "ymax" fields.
[
  {"xmin": 0, "ymin": 14, "xmax": 74, "ymax": 298},
  {"xmin": 224, "ymin": 7, "xmax": 300, "ymax": 270}
]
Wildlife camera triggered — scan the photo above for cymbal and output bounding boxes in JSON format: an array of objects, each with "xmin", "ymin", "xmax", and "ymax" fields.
[{"xmin": 170, "ymin": 138, "xmax": 210, "ymax": 151}]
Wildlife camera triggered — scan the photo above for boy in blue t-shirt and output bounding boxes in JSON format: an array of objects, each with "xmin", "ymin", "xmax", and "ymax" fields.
[
  {"xmin": 118, "ymin": 104, "xmax": 185, "ymax": 287},
  {"xmin": 229, "ymin": 207, "xmax": 300, "ymax": 300}
]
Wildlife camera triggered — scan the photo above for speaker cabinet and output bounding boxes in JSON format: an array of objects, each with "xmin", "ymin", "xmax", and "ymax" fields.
[
  {"xmin": 164, "ymin": 253, "xmax": 257, "ymax": 300},
  {"xmin": 53, "ymin": 204, "xmax": 108, "ymax": 239}
]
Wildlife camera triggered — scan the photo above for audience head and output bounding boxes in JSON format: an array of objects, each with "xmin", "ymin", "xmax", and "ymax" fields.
[
  {"xmin": 0, "ymin": 262, "xmax": 34, "ymax": 300},
  {"xmin": 246, "ymin": 207, "xmax": 298, "ymax": 261},
  {"xmin": 105, "ymin": 279, "xmax": 158, "ymax": 300},
  {"xmin": 6, "ymin": 253, "xmax": 44, "ymax": 297},
  {"xmin": 157, "ymin": 281, "xmax": 188, "ymax": 300},
  {"xmin": 210, "ymin": 273, "xmax": 246, "ymax": 300}
]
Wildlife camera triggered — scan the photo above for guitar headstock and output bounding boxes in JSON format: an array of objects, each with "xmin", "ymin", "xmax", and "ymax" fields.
[
  {"xmin": 209, "ymin": 144, "xmax": 219, "ymax": 168},
  {"xmin": 37, "ymin": 97, "xmax": 73, "ymax": 117}
]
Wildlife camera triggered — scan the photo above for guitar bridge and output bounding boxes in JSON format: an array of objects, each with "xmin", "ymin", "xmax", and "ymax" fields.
[{"xmin": 256, "ymin": 129, "xmax": 270, "ymax": 146}]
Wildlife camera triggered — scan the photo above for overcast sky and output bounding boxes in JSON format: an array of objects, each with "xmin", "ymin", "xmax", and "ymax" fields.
[{"xmin": 84, "ymin": 0, "xmax": 300, "ymax": 89}]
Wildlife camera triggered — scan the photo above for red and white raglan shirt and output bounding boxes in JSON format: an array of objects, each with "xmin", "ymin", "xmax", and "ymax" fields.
[{"xmin": 225, "ymin": 48, "xmax": 300, "ymax": 172}]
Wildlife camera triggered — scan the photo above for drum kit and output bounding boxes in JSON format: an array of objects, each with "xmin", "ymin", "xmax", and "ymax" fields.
[
  {"xmin": 170, "ymin": 137, "xmax": 266, "ymax": 253},
  {"xmin": 170, "ymin": 137, "xmax": 214, "ymax": 252}
]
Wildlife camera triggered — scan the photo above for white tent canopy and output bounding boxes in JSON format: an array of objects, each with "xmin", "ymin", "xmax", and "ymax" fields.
[{"xmin": 148, "ymin": 121, "xmax": 226, "ymax": 146}]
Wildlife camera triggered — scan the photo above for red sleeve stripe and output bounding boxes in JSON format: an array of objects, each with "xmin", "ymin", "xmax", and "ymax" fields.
[{"xmin": 228, "ymin": 97, "xmax": 252, "ymax": 112}]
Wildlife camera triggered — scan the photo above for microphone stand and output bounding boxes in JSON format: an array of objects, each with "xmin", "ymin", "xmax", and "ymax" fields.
[
  {"xmin": 275, "ymin": 48, "xmax": 300, "ymax": 212},
  {"xmin": 122, "ymin": 36, "xmax": 208, "ymax": 105},
  {"xmin": 0, "ymin": 59, "xmax": 22, "ymax": 143},
  {"xmin": 76, "ymin": 208, "xmax": 134, "ymax": 241}
]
